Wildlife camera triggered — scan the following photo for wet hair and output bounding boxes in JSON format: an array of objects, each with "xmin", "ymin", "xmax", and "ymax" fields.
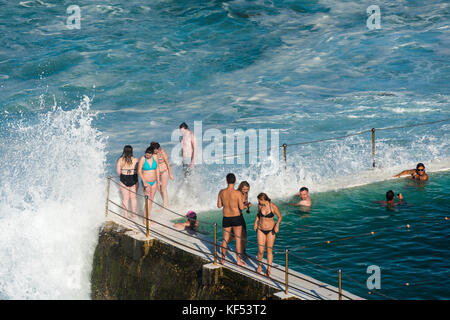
[
  {"xmin": 121, "ymin": 145, "xmax": 133, "ymax": 165},
  {"xmin": 386, "ymin": 190, "xmax": 395, "ymax": 201},
  {"xmin": 238, "ymin": 181, "xmax": 250, "ymax": 192},
  {"xmin": 226, "ymin": 173, "xmax": 236, "ymax": 184},
  {"xmin": 179, "ymin": 122, "xmax": 188, "ymax": 129},
  {"xmin": 145, "ymin": 145, "xmax": 155, "ymax": 155},
  {"xmin": 299, "ymin": 187, "xmax": 309, "ymax": 193},
  {"xmin": 188, "ymin": 216, "xmax": 197, "ymax": 230},
  {"xmin": 416, "ymin": 163, "xmax": 425, "ymax": 170},
  {"xmin": 257, "ymin": 193, "xmax": 271, "ymax": 202},
  {"xmin": 150, "ymin": 141, "xmax": 161, "ymax": 150}
]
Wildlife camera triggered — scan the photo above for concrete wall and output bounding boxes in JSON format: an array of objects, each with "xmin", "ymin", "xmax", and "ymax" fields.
[{"xmin": 90, "ymin": 221, "xmax": 280, "ymax": 300}]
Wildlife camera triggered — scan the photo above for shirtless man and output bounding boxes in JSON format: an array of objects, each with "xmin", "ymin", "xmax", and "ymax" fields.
[
  {"xmin": 289, "ymin": 187, "xmax": 312, "ymax": 207},
  {"xmin": 179, "ymin": 122, "xmax": 197, "ymax": 178},
  {"xmin": 297, "ymin": 187, "xmax": 312, "ymax": 206},
  {"xmin": 393, "ymin": 163, "xmax": 429, "ymax": 181},
  {"xmin": 217, "ymin": 173, "xmax": 246, "ymax": 267}
]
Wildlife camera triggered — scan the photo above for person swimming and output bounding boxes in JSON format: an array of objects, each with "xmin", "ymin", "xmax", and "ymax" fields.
[
  {"xmin": 138, "ymin": 145, "xmax": 160, "ymax": 226},
  {"xmin": 393, "ymin": 163, "xmax": 429, "ymax": 181},
  {"xmin": 373, "ymin": 190, "xmax": 406, "ymax": 207},
  {"xmin": 173, "ymin": 210, "xmax": 199, "ymax": 231}
]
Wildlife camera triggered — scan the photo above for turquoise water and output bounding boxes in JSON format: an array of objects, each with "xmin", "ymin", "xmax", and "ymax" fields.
[
  {"xmin": 194, "ymin": 171, "xmax": 450, "ymax": 300},
  {"xmin": 0, "ymin": 0, "xmax": 449, "ymax": 299}
]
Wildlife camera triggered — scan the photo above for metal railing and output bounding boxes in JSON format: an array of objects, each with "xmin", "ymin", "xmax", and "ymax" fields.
[{"xmin": 103, "ymin": 117, "xmax": 450, "ymax": 300}]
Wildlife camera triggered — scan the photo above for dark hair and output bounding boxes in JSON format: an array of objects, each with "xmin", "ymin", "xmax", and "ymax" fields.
[
  {"xmin": 226, "ymin": 173, "xmax": 236, "ymax": 184},
  {"xmin": 188, "ymin": 216, "xmax": 197, "ymax": 230},
  {"xmin": 121, "ymin": 145, "xmax": 133, "ymax": 165},
  {"xmin": 145, "ymin": 145, "xmax": 155, "ymax": 155},
  {"xmin": 238, "ymin": 181, "xmax": 250, "ymax": 192},
  {"xmin": 257, "ymin": 193, "xmax": 271, "ymax": 202},
  {"xmin": 416, "ymin": 163, "xmax": 425, "ymax": 170},
  {"xmin": 386, "ymin": 190, "xmax": 395, "ymax": 201},
  {"xmin": 299, "ymin": 187, "xmax": 309, "ymax": 193},
  {"xmin": 179, "ymin": 122, "xmax": 188, "ymax": 129},
  {"xmin": 150, "ymin": 141, "xmax": 161, "ymax": 149}
]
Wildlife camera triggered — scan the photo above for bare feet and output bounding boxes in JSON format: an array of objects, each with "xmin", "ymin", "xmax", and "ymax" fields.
[
  {"xmin": 265, "ymin": 267, "xmax": 271, "ymax": 278},
  {"xmin": 237, "ymin": 259, "xmax": 246, "ymax": 267},
  {"xmin": 220, "ymin": 256, "xmax": 225, "ymax": 265},
  {"xmin": 257, "ymin": 264, "xmax": 263, "ymax": 275}
]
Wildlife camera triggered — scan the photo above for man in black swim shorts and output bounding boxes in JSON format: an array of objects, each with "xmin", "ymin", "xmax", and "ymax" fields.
[{"xmin": 217, "ymin": 173, "xmax": 246, "ymax": 267}]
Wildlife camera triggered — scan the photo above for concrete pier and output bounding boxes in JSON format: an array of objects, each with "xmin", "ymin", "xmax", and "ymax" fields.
[{"xmin": 91, "ymin": 214, "xmax": 363, "ymax": 300}]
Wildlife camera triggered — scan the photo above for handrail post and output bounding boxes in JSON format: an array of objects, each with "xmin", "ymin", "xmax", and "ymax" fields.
[
  {"xmin": 105, "ymin": 176, "xmax": 111, "ymax": 217},
  {"xmin": 338, "ymin": 269, "xmax": 342, "ymax": 300},
  {"xmin": 285, "ymin": 249, "xmax": 289, "ymax": 296},
  {"xmin": 145, "ymin": 195, "xmax": 149, "ymax": 239},
  {"xmin": 371, "ymin": 128, "xmax": 376, "ymax": 168},
  {"xmin": 214, "ymin": 223, "xmax": 217, "ymax": 265},
  {"xmin": 283, "ymin": 144, "xmax": 287, "ymax": 170}
]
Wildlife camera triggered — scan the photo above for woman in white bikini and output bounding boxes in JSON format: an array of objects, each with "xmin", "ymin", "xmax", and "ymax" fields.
[{"xmin": 151, "ymin": 142, "xmax": 174, "ymax": 208}]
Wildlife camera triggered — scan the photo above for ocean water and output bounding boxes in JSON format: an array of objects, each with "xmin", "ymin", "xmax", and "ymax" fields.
[{"xmin": 0, "ymin": 0, "xmax": 449, "ymax": 299}]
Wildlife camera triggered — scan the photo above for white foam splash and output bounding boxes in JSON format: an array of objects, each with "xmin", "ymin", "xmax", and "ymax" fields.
[{"xmin": 0, "ymin": 96, "xmax": 107, "ymax": 299}]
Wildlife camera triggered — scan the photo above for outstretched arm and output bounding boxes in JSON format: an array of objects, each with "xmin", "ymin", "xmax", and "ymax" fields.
[{"xmin": 393, "ymin": 169, "xmax": 415, "ymax": 178}]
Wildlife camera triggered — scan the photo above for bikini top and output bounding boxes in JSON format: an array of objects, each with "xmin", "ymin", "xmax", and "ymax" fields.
[
  {"xmin": 143, "ymin": 156, "xmax": 157, "ymax": 171},
  {"xmin": 257, "ymin": 204, "xmax": 274, "ymax": 219}
]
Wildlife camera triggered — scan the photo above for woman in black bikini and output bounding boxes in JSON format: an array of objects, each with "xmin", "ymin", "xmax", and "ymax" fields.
[
  {"xmin": 116, "ymin": 145, "xmax": 139, "ymax": 218},
  {"xmin": 253, "ymin": 193, "xmax": 282, "ymax": 277}
]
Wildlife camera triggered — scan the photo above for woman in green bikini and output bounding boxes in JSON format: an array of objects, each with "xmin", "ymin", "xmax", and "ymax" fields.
[{"xmin": 138, "ymin": 145, "xmax": 160, "ymax": 226}]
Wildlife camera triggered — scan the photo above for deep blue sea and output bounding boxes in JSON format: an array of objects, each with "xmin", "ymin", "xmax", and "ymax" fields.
[{"xmin": 0, "ymin": 0, "xmax": 449, "ymax": 299}]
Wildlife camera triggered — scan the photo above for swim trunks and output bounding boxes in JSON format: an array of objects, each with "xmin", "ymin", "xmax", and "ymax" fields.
[{"xmin": 222, "ymin": 215, "xmax": 243, "ymax": 228}]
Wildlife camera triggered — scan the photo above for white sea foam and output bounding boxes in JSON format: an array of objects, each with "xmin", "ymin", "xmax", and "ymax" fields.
[{"xmin": 0, "ymin": 96, "xmax": 107, "ymax": 299}]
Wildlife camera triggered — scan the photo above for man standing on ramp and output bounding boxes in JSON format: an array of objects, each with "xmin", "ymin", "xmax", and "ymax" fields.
[{"xmin": 217, "ymin": 173, "xmax": 246, "ymax": 267}]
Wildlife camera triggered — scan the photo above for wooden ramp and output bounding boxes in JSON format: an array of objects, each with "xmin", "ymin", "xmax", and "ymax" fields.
[{"xmin": 106, "ymin": 213, "xmax": 363, "ymax": 300}]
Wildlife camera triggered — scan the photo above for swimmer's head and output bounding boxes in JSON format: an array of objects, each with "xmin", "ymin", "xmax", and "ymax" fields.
[
  {"xmin": 386, "ymin": 190, "xmax": 395, "ymax": 201},
  {"xmin": 238, "ymin": 181, "xmax": 250, "ymax": 194},
  {"xmin": 186, "ymin": 211, "xmax": 197, "ymax": 229},
  {"xmin": 186, "ymin": 210, "xmax": 197, "ymax": 220},
  {"xmin": 226, "ymin": 173, "xmax": 236, "ymax": 184},
  {"xmin": 299, "ymin": 187, "xmax": 309, "ymax": 200},
  {"xmin": 416, "ymin": 163, "xmax": 425, "ymax": 175}
]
